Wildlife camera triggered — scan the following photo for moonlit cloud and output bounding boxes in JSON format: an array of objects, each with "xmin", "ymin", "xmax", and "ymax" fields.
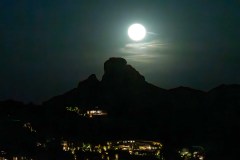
[{"xmin": 120, "ymin": 39, "xmax": 169, "ymax": 63}]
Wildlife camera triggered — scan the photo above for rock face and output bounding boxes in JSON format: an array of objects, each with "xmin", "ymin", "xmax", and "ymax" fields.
[
  {"xmin": 102, "ymin": 57, "xmax": 145, "ymax": 88},
  {"xmin": 99, "ymin": 57, "xmax": 167, "ymax": 114}
]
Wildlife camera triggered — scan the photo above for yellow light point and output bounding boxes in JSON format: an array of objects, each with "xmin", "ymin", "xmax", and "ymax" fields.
[{"xmin": 115, "ymin": 154, "xmax": 119, "ymax": 160}]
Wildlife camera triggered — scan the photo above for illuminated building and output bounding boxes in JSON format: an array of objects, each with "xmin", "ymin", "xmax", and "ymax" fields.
[
  {"xmin": 60, "ymin": 139, "xmax": 164, "ymax": 159},
  {"xmin": 111, "ymin": 140, "xmax": 163, "ymax": 156},
  {"xmin": 23, "ymin": 122, "xmax": 36, "ymax": 132},
  {"xmin": 178, "ymin": 146, "xmax": 205, "ymax": 160},
  {"xmin": 65, "ymin": 106, "xmax": 108, "ymax": 118},
  {"xmin": 87, "ymin": 109, "xmax": 107, "ymax": 118},
  {"xmin": 62, "ymin": 141, "xmax": 69, "ymax": 151}
]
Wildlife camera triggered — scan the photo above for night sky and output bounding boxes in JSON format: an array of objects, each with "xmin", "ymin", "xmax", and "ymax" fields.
[{"xmin": 1, "ymin": 0, "xmax": 240, "ymax": 103}]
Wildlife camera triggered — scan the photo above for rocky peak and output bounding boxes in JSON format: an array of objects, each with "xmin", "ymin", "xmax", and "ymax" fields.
[
  {"xmin": 101, "ymin": 57, "xmax": 145, "ymax": 87},
  {"xmin": 78, "ymin": 74, "xmax": 100, "ymax": 88},
  {"xmin": 104, "ymin": 57, "xmax": 127, "ymax": 74}
]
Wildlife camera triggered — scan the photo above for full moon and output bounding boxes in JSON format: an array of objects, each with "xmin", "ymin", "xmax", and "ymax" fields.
[{"xmin": 128, "ymin": 23, "xmax": 146, "ymax": 41}]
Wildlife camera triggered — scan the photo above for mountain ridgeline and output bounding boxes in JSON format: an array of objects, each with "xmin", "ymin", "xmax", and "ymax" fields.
[{"xmin": 0, "ymin": 57, "xmax": 240, "ymax": 158}]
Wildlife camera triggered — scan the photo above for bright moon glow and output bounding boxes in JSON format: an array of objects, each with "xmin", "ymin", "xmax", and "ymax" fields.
[{"xmin": 128, "ymin": 23, "xmax": 146, "ymax": 41}]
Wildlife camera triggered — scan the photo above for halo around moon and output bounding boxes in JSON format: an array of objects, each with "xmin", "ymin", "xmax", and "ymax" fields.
[{"xmin": 128, "ymin": 23, "xmax": 146, "ymax": 41}]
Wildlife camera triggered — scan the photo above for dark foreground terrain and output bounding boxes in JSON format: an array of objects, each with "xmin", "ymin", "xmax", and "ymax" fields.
[{"xmin": 0, "ymin": 58, "xmax": 239, "ymax": 159}]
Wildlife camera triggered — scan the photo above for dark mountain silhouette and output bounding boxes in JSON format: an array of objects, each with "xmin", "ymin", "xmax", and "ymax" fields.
[
  {"xmin": 44, "ymin": 57, "xmax": 167, "ymax": 111},
  {"xmin": 1, "ymin": 57, "xmax": 240, "ymax": 159},
  {"xmin": 44, "ymin": 74, "xmax": 100, "ymax": 107}
]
